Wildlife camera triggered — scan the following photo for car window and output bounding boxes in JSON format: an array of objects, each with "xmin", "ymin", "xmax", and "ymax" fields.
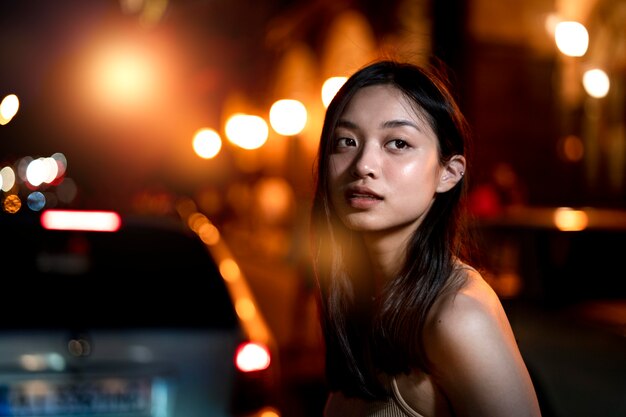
[{"xmin": 1, "ymin": 213, "xmax": 238, "ymax": 330}]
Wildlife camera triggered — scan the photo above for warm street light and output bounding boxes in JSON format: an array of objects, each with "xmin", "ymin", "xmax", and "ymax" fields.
[
  {"xmin": 321, "ymin": 76, "xmax": 347, "ymax": 108},
  {"xmin": 582, "ymin": 68, "xmax": 610, "ymax": 98},
  {"xmin": 269, "ymin": 99, "xmax": 307, "ymax": 136},
  {"xmin": 193, "ymin": 128, "xmax": 222, "ymax": 159},
  {"xmin": 0, "ymin": 94, "xmax": 19, "ymax": 125},
  {"xmin": 82, "ymin": 41, "xmax": 162, "ymax": 112},
  {"xmin": 225, "ymin": 113, "xmax": 269, "ymax": 150},
  {"xmin": 555, "ymin": 21, "xmax": 589, "ymax": 57}
]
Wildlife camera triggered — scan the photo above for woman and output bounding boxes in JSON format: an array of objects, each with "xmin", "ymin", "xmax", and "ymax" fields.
[{"xmin": 310, "ymin": 60, "xmax": 541, "ymax": 417}]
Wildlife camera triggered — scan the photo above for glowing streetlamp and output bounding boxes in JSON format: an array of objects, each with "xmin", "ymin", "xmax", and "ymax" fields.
[
  {"xmin": 321, "ymin": 77, "xmax": 347, "ymax": 108},
  {"xmin": 582, "ymin": 68, "xmax": 610, "ymax": 98},
  {"xmin": 269, "ymin": 99, "xmax": 307, "ymax": 136},
  {"xmin": 193, "ymin": 128, "xmax": 222, "ymax": 159},
  {"xmin": 554, "ymin": 21, "xmax": 589, "ymax": 57},
  {"xmin": 0, "ymin": 94, "xmax": 19, "ymax": 125},
  {"xmin": 225, "ymin": 113, "xmax": 269, "ymax": 150}
]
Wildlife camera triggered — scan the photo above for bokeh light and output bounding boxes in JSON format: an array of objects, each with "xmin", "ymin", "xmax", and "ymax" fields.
[
  {"xmin": 219, "ymin": 258, "xmax": 241, "ymax": 282},
  {"xmin": 25, "ymin": 157, "xmax": 59, "ymax": 187},
  {"xmin": 193, "ymin": 128, "xmax": 222, "ymax": 159},
  {"xmin": 197, "ymin": 222, "xmax": 220, "ymax": 245},
  {"xmin": 554, "ymin": 21, "xmax": 589, "ymax": 57},
  {"xmin": 27, "ymin": 191, "xmax": 46, "ymax": 211},
  {"xmin": 254, "ymin": 177, "xmax": 294, "ymax": 224},
  {"xmin": 321, "ymin": 76, "xmax": 347, "ymax": 108},
  {"xmin": 2, "ymin": 194, "xmax": 21, "ymax": 214},
  {"xmin": 0, "ymin": 94, "xmax": 19, "ymax": 125},
  {"xmin": 553, "ymin": 207, "xmax": 588, "ymax": 231},
  {"xmin": 51, "ymin": 153, "xmax": 68, "ymax": 179},
  {"xmin": 235, "ymin": 297, "xmax": 256, "ymax": 321},
  {"xmin": 269, "ymin": 99, "xmax": 307, "ymax": 136},
  {"xmin": 235, "ymin": 342, "xmax": 270, "ymax": 372},
  {"xmin": 225, "ymin": 114, "xmax": 268, "ymax": 150},
  {"xmin": 80, "ymin": 38, "xmax": 164, "ymax": 115},
  {"xmin": 558, "ymin": 135, "xmax": 584, "ymax": 162},
  {"xmin": 0, "ymin": 166, "xmax": 16, "ymax": 192},
  {"xmin": 582, "ymin": 68, "xmax": 610, "ymax": 98}
]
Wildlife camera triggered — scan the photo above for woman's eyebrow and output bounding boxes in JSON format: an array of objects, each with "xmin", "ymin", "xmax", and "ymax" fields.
[
  {"xmin": 336, "ymin": 119, "xmax": 421, "ymax": 131},
  {"xmin": 336, "ymin": 119, "xmax": 357, "ymax": 129},
  {"xmin": 381, "ymin": 119, "xmax": 421, "ymax": 131}
]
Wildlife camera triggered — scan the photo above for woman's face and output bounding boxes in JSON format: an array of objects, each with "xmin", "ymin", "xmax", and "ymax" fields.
[{"xmin": 329, "ymin": 84, "xmax": 445, "ymax": 237}]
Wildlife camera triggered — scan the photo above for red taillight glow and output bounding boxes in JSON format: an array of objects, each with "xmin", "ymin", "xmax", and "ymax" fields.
[
  {"xmin": 40, "ymin": 210, "xmax": 122, "ymax": 232},
  {"xmin": 235, "ymin": 342, "xmax": 271, "ymax": 372}
]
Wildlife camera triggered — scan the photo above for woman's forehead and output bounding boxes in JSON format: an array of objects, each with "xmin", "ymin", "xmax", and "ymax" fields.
[{"xmin": 339, "ymin": 84, "xmax": 430, "ymax": 126}]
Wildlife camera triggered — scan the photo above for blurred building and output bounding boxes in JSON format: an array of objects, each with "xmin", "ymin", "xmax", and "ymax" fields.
[{"xmin": 1, "ymin": 0, "xmax": 625, "ymax": 210}]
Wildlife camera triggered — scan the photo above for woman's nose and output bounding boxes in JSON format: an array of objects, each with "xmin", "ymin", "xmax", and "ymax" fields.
[{"xmin": 351, "ymin": 145, "xmax": 379, "ymax": 179}]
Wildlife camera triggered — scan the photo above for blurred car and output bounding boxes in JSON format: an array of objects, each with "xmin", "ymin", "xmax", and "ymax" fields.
[{"xmin": 0, "ymin": 199, "xmax": 281, "ymax": 417}]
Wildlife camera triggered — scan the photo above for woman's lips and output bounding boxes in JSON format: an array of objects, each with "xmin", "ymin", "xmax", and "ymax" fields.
[{"xmin": 345, "ymin": 187, "xmax": 383, "ymax": 209}]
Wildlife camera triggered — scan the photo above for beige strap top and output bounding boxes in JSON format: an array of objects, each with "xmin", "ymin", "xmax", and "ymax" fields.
[{"xmin": 324, "ymin": 378, "xmax": 423, "ymax": 417}]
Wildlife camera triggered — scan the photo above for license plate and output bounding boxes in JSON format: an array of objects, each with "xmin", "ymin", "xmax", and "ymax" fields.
[{"xmin": 0, "ymin": 377, "xmax": 153, "ymax": 416}]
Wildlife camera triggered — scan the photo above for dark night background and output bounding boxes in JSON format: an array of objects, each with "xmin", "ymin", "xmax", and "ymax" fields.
[{"xmin": 2, "ymin": 0, "xmax": 624, "ymax": 210}]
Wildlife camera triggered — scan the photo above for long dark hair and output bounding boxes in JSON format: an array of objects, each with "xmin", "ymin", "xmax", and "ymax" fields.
[{"xmin": 311, "ymin": 59, "xmax": 473, "ymax": 399}]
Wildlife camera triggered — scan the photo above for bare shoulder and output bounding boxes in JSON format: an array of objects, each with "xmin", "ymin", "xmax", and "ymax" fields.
[
  {"xmin": 423, "ymin": 265, "xmax": 517, "ymax": 366},
  {"xmin": 427, "ymin": 265, "xmax": 508, "ymax": 335},
  {"xmin": 422, "ymin": 264, "xmax": 542, "ymax": 416}
]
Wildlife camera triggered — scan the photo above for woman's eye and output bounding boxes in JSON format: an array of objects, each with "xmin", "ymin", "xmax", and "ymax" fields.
[
  {"xmin": 335, "ymin": 137, "xmax": 357, "ymax": 148},
  {"xmin": 387, "ymin": 139, "xmax": 408, "ymax": 150}
]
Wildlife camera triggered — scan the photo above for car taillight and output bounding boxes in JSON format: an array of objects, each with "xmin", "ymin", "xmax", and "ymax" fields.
[
  {"xmin": 40, "ymin": 209, "xmax": 121, "ymax": 232},
  {"xmin": 234, "ymin": 342, "xmax": 271, "ymax": 372}
]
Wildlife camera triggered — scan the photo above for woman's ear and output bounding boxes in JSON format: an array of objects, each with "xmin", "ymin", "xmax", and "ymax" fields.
[{"xmin": 436, "ymin": 155, "xmax": 466, "ymax": 193}]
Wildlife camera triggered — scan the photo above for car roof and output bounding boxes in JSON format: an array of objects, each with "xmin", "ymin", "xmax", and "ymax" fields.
[{"xmin": 0, "ymin": 210, "xmax": 239, "ymax": 330}]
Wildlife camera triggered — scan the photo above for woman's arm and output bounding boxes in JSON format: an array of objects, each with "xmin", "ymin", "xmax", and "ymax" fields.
[{"xmin": 424, "ymin": 271, "xmax": 542, "ymax": 417}]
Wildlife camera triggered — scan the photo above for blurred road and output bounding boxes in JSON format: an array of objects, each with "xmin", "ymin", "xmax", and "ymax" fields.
[{"xmin": 506, "ymin": 300, "xmax": 626, "ymax": 417}]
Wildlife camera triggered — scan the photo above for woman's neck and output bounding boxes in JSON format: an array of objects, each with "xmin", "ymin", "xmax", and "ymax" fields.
[{"xmin": 362, "ymin": 228, "xmax": 411, "ymax": 290}]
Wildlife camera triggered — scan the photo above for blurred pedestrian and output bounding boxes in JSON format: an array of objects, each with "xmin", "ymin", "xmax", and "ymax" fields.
[{"xmin": 310, "ymin": 59, "xmax": 541, "ymax": 417}]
